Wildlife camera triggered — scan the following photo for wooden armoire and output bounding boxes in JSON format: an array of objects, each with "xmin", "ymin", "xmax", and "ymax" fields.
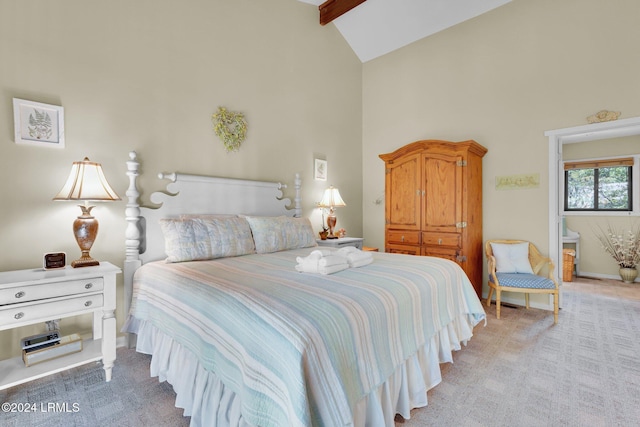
[{"xmin": 379, "ymin": 140, "xmax": 487, "ymax": 297}]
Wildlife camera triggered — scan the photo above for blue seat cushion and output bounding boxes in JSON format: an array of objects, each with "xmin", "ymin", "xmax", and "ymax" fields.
[{"xmin": 492, "ymin": 272, "xmax": 555, "ymax": 289}]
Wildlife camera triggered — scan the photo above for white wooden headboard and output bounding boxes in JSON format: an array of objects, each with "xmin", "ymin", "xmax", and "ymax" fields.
[{"xmin": 123, "ymin": 151, "xmax": 302, "ymax": 336}]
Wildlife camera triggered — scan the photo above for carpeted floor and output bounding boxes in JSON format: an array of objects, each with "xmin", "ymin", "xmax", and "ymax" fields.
[
  {"xmin": 0, "ymin": 345, "xmax": 189, "ymax": 427},
  {"xmin": 1, "ymin": 277, "xmax": 638, "ymax": 427},
  {"xmin": 397, "ymin": 277, "xmax": 640, "ymax": 426}
]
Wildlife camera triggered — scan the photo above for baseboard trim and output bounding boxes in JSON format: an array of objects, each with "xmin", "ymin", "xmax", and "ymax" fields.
[
  {"xmin": 575, "ymin": 270, "xmax": 638, "ymax": 282},
  {"xmin": 117, "ymin": 335, "xmax": 128, "ymax": 349}
]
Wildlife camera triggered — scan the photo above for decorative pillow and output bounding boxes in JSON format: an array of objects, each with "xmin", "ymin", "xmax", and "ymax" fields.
[
  {"xmin": 159, "ymin": 216, "xmax": 255, "ymax": 262},
  {"xmin": 490, "ymin": 242, "xmax": 534, "ymax": 274},
  {"xmin": 180, "ymin": 213, "xmax": 237, "ymax": 219},
  {"xmin": 244, "ymin": 216, "xmax": 317, "ymax": 254}
]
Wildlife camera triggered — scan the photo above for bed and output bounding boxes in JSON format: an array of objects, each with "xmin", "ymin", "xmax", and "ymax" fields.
[{"xmin": 122, "ymin": 151, "xmax": 486, "ymax": 427}]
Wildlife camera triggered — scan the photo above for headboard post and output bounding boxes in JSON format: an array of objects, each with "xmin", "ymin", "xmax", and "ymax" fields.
[
  {"xmin": 294, "ymin": 173, "xmax": 302, "ymax": 218},
  {"xmin": 124, "ymin": 151, "xmax": 142, "ymax": 347},
  {"xmin": 125, "ymin": 151, "xmax": 142, "ymax": 262}
]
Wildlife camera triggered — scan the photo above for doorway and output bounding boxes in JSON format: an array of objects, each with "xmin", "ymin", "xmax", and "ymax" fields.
[{"xmin": 545, "ymin": 116, "xmax": 640, "ymax": 286}]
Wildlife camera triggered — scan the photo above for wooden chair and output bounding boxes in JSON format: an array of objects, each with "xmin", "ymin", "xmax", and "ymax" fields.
[{"xmin": 485, "ymin": 239, "xmax": 559, "ymax": 324}]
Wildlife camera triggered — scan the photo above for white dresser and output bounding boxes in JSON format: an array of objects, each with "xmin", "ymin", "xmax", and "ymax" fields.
[{"xmin": 0, "ymin": 262, "xmax": 121, "ymax": 390}]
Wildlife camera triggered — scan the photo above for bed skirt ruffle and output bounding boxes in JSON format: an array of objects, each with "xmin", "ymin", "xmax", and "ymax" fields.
[{"xmin": 123, "ymin": 313, "xmax": 481, "ymax": 427}]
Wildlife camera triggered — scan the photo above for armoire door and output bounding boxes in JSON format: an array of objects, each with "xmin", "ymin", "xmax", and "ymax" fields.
[
  {"xmin": 422, "ymin": 152, "xmax": 463, "ymax": 233},
  {"xmin": 385, "ymin": 152, "xmax": 421, "ymax": 231}
]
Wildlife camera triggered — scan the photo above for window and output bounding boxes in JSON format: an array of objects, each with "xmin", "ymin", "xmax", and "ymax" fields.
[{"xmin": 564, "ymin": 158, "xmax": 633, "ymax": 211}]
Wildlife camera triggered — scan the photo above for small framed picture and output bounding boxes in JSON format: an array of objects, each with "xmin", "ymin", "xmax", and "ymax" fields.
[
  {"xmin": 13, "ymin": 98, "xmax": 65, "ymax": 148},
  {"xmin": 314, "ymin": 158, "xmax": 327, "ymax": 181}
]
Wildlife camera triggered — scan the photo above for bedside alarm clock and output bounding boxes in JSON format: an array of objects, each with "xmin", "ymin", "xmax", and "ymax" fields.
[{"xmin": 43, "ymin": 252, "xmax": 66, "ymax": 270}]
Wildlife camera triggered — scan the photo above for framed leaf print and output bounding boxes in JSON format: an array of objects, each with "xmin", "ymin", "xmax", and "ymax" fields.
[
  {"xmin": 13, "ymin": 98, "xmax": 65, "ymax": 148},
  {"xmin": 314, "ymin": 158, "xmax": 327, "ymax": 181}
]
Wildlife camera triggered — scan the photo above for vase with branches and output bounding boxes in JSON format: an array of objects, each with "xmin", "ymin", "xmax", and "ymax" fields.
[{"xmin": 594, "ymin": 222, "xmax": 640, "ymax": 283}]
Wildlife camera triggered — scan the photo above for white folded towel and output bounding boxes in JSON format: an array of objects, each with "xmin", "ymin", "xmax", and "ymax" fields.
[
  {"xmin": 295, "ymin": 260, "xmax": 348, "ymax": 274},
  {"xmin": 348, "ymin": 257, "xmax": 373, "ymax": 268},
  {"xmin": 295, "ymin": 254, "xmax": 319, "ymax": 272},
  {"xmin": 319, "ymin": 255, "xmax": 347, "ymax": 267},
  {"xmin": 295, "ymin": 249, "xmax": 335, "ymax": 265},
  {"xmin": 337, "ymin": 246, "xmax": 373, "ymax": 268},
  {"xmin": 295, "ymin": 249, "xmax": 348, "ymax": 274},
  {"xmin": 318, "ymin": 263, "xmax": 349, "ymax": 275},
  {"xmin": 336, "ymin": 246, "xmax": 359, "ymax": 255},
  {"xmin": 313, "ymin": 249, "xmax": 335, "ymax": 257}
]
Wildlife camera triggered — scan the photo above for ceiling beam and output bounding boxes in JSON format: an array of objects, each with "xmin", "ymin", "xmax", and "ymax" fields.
[{"xmin": 319, "ymin": 0, "xmax": 367, "ymax": 26}]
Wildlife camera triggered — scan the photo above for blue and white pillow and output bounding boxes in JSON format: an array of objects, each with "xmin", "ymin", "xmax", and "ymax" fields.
[
  {"xmin": 160, "ymin": 216, "xmax": 255, "ymax": 262},
  {"xmin": 244, "ymin": 216, "xmax": 317, "ymax": 254}
]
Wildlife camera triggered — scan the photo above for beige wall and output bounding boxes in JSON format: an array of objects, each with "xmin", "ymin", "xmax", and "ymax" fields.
[
  {"xmin": 563, "ymin": 136, "xmax": 640, "ymax": 277},
  {"xmin": 362, "ymin": 0, "xmax": 640, "ymax": 303},
  {"xmin": 0, "ymin": 0, "xmax": 362, "ymax": 357},
  {"xmin": 3, "ymin": 0, "xmax": 639, "ymax": 357}
]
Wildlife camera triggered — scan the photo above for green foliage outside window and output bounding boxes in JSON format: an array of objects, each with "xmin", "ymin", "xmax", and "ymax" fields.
[{"xmin": 565, "ymin": 166, "xmax": 631, "ymax": 211}]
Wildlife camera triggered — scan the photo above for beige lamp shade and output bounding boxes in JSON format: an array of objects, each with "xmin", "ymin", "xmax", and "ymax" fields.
[
  {"xmin": 53, "ymin": 158, "xmax": 120, "ymax": 268},
  {"xmin": 318, "ymin": 186, "xmax": 346, "ymax": 209},
  {"xmin": 53, "ymin": 157, "xmax": 121, "ymax": 201}
]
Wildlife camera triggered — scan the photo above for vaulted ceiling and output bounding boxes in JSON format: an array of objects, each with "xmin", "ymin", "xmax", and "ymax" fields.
[{"xmin": 299, "ymin": 0, "xmax": 512, "ymax": 62}]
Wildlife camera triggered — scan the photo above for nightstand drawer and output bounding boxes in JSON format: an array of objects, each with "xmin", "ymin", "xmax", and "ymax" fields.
[
  {"xmin": 0, "ymin": 293, "xmax": 104, "ymax": 326},
  {"xmin": 0, "ymin": 277, "xmax": 104, "ymax": 305},
  {"xmin": 332, "ymin": 240, "xmax": 363, "ymax": 249},
  {"xmin": 316, "ymin": 237, "xmax": 363, "ymax": 249}
]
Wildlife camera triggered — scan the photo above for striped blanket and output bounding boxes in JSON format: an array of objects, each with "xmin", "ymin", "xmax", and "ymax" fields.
[{"xmin": 126, "ymin": 248, "xmax": 485, "ymax": 427}]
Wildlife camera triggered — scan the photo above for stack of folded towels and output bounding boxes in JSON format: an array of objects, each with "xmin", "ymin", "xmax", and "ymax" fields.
[
  {"xmin": 295, "ymin": 249, "xmax": 348, "ymax": 275},
  {"xmin": 295, "ymin": 247, "xmax": 373, "ymax": 275},
  {"xmin": 337, "ymin": 246, "xmax": 373, "ymax": 268}
]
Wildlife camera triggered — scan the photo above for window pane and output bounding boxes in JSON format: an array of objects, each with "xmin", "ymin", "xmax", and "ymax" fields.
[
  {"xmin": 598, "ymin": 166, "xmax": 630, "ymax": 209},
  {"xmin": 567, "ymin": 169, "xmax": 594, "ymax": 209}
]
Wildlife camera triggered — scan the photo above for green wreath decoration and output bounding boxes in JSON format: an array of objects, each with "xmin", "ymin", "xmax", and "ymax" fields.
[{"xmin": 211, "ymin": 107, "xmax": 248, "ymax": 152}]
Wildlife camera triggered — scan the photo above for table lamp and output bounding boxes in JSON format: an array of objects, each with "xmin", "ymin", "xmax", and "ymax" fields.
[
  {"xmin": 318, "ymin": 186, "xmax": 346, "ymax": 239},
  {"xmin": 53, "ymin": 157, "xmax": 120, "ymax": 267}
]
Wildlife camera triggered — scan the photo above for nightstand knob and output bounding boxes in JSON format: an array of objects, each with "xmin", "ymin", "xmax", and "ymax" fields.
[
  {"xmin": 401, "ymin": 235, "xmax": 405, "ymax": 242},
  {"xmin": 14, "ymin": 312, "xmax": 24, "ymax": 320},
  {"xmin": 15, "ymin": 291, "xmax": 25, "ymax": 299},
  {"xmin": 85, "ymin": 283, "xmax": 93, "ymax": 289},
  {"xmin": 84, "ymin": 301, "xmax": 92, "ymax": 307}
]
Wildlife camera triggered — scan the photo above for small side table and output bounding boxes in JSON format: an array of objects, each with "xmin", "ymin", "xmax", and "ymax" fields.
[
  {"xmin": 316, "ymin": 237, "xmax": 363, "ymax": 250},
  {"xmin": 0, "ymin": 262, "xmax": 121, "ymax": 390}
]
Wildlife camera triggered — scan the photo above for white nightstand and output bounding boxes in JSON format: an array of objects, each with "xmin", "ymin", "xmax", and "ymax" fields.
[
  {"xmin": 316, "ymin": 237, "xmax": 364, "ymax": 249},
  {"xmin": 0, "ymin": 262, "xmax": 121, "ymax": 390}
]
